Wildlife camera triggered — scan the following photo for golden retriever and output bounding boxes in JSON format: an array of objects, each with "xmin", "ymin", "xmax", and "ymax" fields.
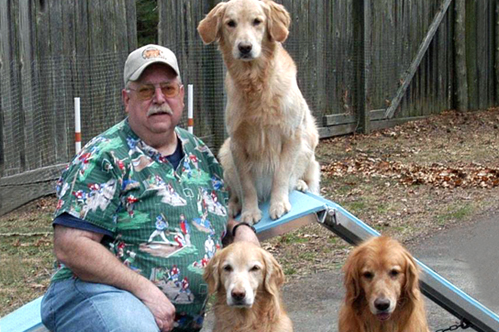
[
  {"xmin": 204, "ymin": 241, "xmax": 293, "ymax": 332},
  {"xmin": 339, "ymin": 236, "xmax": 430, "ymax": 332},
  {"xmin": 197, "ymin": 0, "xmax": 321, "ymax": 225}
]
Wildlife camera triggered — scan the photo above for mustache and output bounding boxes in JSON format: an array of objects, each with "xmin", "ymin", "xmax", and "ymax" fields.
[{"xmin": 147, "ymin": 104, "xmax": 173, "ymax": 116}]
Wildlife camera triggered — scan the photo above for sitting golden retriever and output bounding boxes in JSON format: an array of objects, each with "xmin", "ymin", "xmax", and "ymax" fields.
[
  {"xmin": 339, "ymin": 236, "xmax": 430, "ymax": 332},
  {"xmin": 197, "ymin": 0, "xmax": 321, "ymax": 225},
  {"xmin": 204, "ymin": 241, "xmax": 293, "ymax": 332}
]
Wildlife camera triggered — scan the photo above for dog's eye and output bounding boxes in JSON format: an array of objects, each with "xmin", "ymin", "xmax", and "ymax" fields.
[
  {"xmin": 227, "ymin": 20, "xmax": 236, "ymax": 28},
  {"xmin": 389, "ymin": 269, "xmax": 400, "ymax": 277},
  {"xmin": 223, "ymin": 265, "xmax": 233, "ymax": 272},
  {"xmin": 253, "ymin": 18, "xmax": 262, "ymax": 26},
  {"xmin": 362, "ymin": 271, "xmax": 374, "ymax": 280},
  {"xmin": 250, "ymin": 265, "xmax": 260, "ymax": 272}
]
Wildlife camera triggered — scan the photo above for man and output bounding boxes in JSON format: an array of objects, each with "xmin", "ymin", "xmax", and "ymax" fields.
[{"xmin": 41, "ymin": 44, "xmax": 259, "ymax": 332}]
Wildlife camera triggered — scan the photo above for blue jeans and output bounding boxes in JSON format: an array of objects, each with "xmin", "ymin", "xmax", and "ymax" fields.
[{"xmin": 41, "ymin": 279, "xmax": 160, "ymax": 332}]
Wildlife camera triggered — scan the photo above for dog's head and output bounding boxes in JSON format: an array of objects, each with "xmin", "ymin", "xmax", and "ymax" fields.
[
  {"xmin": 197, "ymin": 0, "xmax": 291, "ymax": 61},
  {"xmin": 343, "ymin": 236, "xmax": 419, "ymax": 321},
  {"xmin": 203, "ymin": 241, "xmax": 285, "ymax": 309}
]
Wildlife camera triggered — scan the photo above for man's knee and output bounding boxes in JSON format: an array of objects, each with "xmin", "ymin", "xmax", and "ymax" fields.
[
  {"xmin": 95, "ymin": 291, "xmax": 159, "ymax": 332},
  {"xmin": 41, "ymin": 279, "xmax": 159, "ymax": 332}
]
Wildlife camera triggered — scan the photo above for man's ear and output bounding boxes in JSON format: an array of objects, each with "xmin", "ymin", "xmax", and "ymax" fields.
[
  {"xmin": 122, "ymin": 89, "xmax": 130, "ymax": 113},
  {"xmin": 197, "ymin": 2, "xmax": 227, "ymax": 44},
  {"xmin": 179, "ymin": 84, "xmax": 185, "ymax": 109}
]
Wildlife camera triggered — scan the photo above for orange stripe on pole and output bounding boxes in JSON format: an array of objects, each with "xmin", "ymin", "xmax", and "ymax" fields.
[
  {"xmin": 75, "ymin": 132, "xmax": 82, "ymax": 142},
  {"xmin": 188, "ymin": 118, "xmax": 194, "ymax": 126}
]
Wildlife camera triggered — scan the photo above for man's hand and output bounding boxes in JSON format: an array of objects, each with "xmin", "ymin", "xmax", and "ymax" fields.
[
  {"xmin": 53, "ymin": 225, "xmax": 176, "ymax": 331},
  {"xmin": 138, "ymin": 285, "xmax": 176, "ymax": 332},
  {"xmin": 227, "ymin": 218, "xmax": 260, "ymax": 245}
]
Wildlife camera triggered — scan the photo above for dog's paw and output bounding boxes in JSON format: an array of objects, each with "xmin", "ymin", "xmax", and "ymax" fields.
[
  {"xmin": 228, "ymin": 201, "xmax": 242, "ymax": 218},
  {"xmin": 240, "ymin": 209, "xmax": 262, "ymax": 225},
  {"xmin": 296, "ymin": 179, "xmax": 309, "ymax": 192},
  {"xmin": 269, "ymin": 200, "xmax": 291, "ymax": 220}
]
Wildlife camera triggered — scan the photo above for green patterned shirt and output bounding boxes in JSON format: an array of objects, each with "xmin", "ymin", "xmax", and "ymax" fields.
[{"xmin": 52, "ymin": 119, "xmax": 228, "ymax": 330}]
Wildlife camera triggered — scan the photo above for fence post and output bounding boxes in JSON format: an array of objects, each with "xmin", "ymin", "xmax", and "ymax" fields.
[
  {"xmin": 455, "ymin": 0, "xmax": 468, "ymax": 112},
  {"xmin": 496, "ymin": 2, "xmax": 499, "ymax": 105},
  {"xmin": 353, "ymin": 0, "xmax": 370, "ymax": 134}
]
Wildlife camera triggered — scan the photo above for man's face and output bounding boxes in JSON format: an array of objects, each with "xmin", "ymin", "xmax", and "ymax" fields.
[{"xmin": 123, "ymin": 63, "xmax": 184, "ymax": 145}]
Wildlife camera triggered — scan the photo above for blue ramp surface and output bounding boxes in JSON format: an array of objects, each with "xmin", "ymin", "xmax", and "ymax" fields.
[{"xmin": 0, "ymin": 296, "xmax": 48, "ymax": 332}]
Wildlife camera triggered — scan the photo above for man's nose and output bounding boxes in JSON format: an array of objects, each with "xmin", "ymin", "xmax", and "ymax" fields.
[{"xmin": 153, "ymin": 86, "xmax": 166, "ymax": 103}]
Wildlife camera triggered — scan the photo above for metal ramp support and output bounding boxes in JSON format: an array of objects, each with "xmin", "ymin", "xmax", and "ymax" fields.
[{"xmin": 2, "ymin": 191, "xmax": 499, "ymax": 332}]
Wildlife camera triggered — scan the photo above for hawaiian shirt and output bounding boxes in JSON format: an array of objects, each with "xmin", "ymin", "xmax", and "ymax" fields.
[{"xmin": 52, "ymin": 119, "xmax": 228, "ymax": 331}]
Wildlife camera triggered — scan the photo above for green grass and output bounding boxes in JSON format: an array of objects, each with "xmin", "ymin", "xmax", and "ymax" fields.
[
  {"xmin": 436, "ymin": 204, "xmax": 473, "ymax": 226},
  {"xmin": 283, "ymin": 266, "xmax": 297, "ymax": 275},
  {"xmin": 278, "ymin": 233, "xmax": 310, "ymax": 245},
  {"xmin": 0, "ymin": 204, "xmax": 55, "ymax": 318}
]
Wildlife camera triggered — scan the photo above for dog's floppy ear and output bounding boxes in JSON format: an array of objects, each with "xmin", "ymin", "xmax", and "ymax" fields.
[
  {"xmin": 203, "ymin": 250, "xmax": 222, "ymax": 294},
  {"xmin": 343, "ymin": 247, "xmax": 363, "ymax": 308},
  {"xmin": 262, "ymin": 249, "xmax": 285, "ymax": 319},
  {"xmin": 197, "ymin": 2, "xmax": 227, "ymax": 44},
  {"xmin": 402, "ymin": 248, "xmax": 420, "ymax": 303},
  {"xmin": 263, "ymin": 249, "xmax": 285, "ymax": 296},
  {"xmin": 262, "ymin": 0, "xmax": 291, "ymax": 42}
]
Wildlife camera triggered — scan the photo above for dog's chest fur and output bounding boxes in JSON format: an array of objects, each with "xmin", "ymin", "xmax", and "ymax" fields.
[{"xmin": 225, "ymin": 49, "xmax": 304, "ymax": 159}]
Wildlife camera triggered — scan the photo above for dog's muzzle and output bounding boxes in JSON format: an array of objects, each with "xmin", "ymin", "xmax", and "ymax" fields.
[
  {"xmin": 237, "ymin": 43, "xmax": 254, "ymax": 60},
  {"xmin": 374, "ymin": 297, "xmax": 393, "ymax": 321},
  {"xmin": 229, "ymin": 289, "xmax": 252, "ymax": 307}
]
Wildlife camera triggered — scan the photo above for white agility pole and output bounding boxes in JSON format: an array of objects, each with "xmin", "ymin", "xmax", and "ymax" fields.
[
  {"xmin": 74, "ymin": 97, "xmax": 81, "ymax": 154},
  {"xmin": 187, "ymin": 84, "xmax": 194, "ymax": 134}
]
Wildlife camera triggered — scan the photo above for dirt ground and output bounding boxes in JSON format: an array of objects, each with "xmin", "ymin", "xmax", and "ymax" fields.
[{"xmin": 1, "ymin": 107, "xmax": 498, "ymax": 317}]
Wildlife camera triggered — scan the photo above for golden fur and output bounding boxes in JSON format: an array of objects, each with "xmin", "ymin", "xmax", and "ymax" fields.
[
  {"xmin": 339, "ymin": 236, "xmax": 430, "ymax": 332},
  {"xmin": 198, "ymin": 0, "xmax": 320, "ymax": 225},
  {"xmin": 204, "ymin": 241, "xmax": 293, "ymax": 332}
]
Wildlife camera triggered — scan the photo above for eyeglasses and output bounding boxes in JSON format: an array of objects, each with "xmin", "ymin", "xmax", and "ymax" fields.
[{"xmin": 128, "ymin": 82, "xmax": 181, "ymax": 100}]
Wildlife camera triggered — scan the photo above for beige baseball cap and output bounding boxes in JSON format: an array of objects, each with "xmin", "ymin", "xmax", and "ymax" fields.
[{"xmin": 123, "ymin": 44, "xmax": 181, "ymax": 85}]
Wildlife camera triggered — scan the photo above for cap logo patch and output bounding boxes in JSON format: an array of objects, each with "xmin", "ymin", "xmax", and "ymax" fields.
[{"xmin": 142, "ymin": 48, "xmax": 164, "ymax": 60}]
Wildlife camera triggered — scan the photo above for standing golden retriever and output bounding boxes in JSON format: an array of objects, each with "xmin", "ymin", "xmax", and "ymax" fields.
[
  {"xmin": 204, "ymin": 241, "xmax": 293, "ymax": 332},
  {"xmin": 197, "ymin": 0, "xmax": 321, "ymax": 225},
  {"xmin": 339, "ymin": 236, "xmax": 430, "ymax": 332}
]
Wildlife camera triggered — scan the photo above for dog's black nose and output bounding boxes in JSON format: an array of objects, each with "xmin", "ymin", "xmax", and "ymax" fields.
[
  {"xmin": 374, "ymin": 298, "xmax": 391, "ymax": 311},
  {"xmin": 231, "ymin": 290, "xmax": 246, "ymax": 301},
  {"xmin": 238, "ymin": 43, "xmax": 252, "ymax": 55}
]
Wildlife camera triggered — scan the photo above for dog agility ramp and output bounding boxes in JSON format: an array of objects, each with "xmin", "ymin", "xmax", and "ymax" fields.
[{"xmin": 2, "ymin": 191, "xmax": 499, "ymax": 332}]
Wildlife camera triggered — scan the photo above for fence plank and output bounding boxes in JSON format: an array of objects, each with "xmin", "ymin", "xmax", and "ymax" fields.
[
  {"xmin": 34, "ymin": 0, "xmax": 53, "ymax": 167},
  {"xmin": 455, "ymin": 0, "xmax": 468, "ymax": 111},
  {"xmin": 18, "ymin": 0, "xmax": 37, "ymax": 171},
  {"xmin": 496, "ymin": 2, "xmax": 499, "ymax": 103},
  {"xmin": 0, "ymin": 0, "xmax": 17, "ymax": 177},
  {"xmin": 352, "ymin": 0, "xmax": 370, "ymax": 132},
  {"xmin": 50, "ymin": 0, "xmax": 70, "ymax": 163},
  {"xmin": 465, "ymin": 0, "xmax": 477, "ymax": 110}
]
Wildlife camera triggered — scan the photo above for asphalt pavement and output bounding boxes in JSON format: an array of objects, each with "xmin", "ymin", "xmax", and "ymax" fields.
[{"xmin": 201, "ymin": 210, "xmax": 499, "ymax": 331}]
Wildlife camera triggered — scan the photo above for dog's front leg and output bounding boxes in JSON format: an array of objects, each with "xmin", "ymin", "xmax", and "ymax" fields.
[
  {"xmin": 231, "ymin": 142, "xmax": 262, "ymax": 225},
  {"xmin": 269, "ymin": 136, "xmax": 299, "ymax": 220}
]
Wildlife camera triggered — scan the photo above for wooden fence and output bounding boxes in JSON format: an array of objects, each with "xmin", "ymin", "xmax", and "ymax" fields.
[
  {"xmin": 159, "ymin": 0, "xmax": 498, "ymax": 140},
  {"xmin": 0, "ymin": 0, "xmax": 137, "ymax": 214},
  {"xmin": 1, "ymin": 0, "xmax": 498, "ymax": 215}
]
